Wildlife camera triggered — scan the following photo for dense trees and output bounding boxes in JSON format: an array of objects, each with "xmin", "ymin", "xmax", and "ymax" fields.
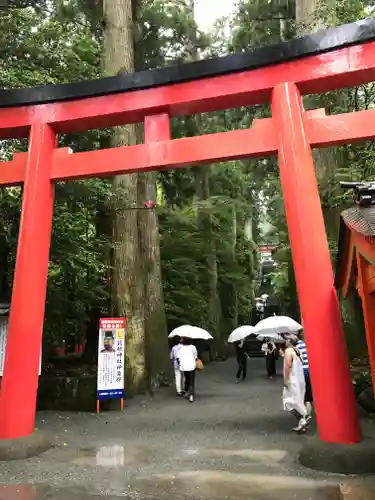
[{"xmin": 0, "ymin": 0, "xmax": 373, "ymax": 389}]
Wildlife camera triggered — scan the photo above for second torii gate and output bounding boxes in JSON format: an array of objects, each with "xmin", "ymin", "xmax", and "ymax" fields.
[{"xmin": 0, "ymin": 18, "xmax": 375, "ymax": 445}]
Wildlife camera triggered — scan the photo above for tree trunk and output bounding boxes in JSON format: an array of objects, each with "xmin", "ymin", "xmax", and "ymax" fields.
[
  {"xmin": 138, "ymin": 169, "xmax": 171, "ymax": 388},
  {"xmin": 102, "ymin": 0, "xmax": 146, "ymax": 393},
  {"xmin": 195, "ymin": 166, "xmax": 221, "ymax": 341},
  {"xmin": 134, "ymin": 0, "xmax": 169, "ymax": 387},
  {"xmin": 230, "ymin": 204, "xmax": 238, "ymax": 327},
  {"xmin": 187, "ymin": 0, "xmax": 221, "ymax": 342},
  {"xmin": 295, "ymin": 0, "xmax": 341, "ymax": 243},
  {"xmin": 219, "ymin": 204, "xmax": 238, "ymax": 338},
  {"xmin": 295, "ymin": 0, "xmax": 326, "ymax": 34}
]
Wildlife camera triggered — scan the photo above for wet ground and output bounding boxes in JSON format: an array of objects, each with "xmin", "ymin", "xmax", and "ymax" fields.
[{"xmin": 0, "ymin": 359, "xmax": 375, "ymax": 500}]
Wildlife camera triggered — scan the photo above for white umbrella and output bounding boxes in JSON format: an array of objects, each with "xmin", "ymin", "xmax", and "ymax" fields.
[
  {"xmin": 228, "ymin": 325, "xmax": 256, "ymax": 343},
  {"xmin": 255, "ymin": 315, "xmax": 302, "ymax": 339},
  {"xmin": 257, "ymin": 333, "xmax": 299, "ymax": 343},
  {"xmin": 168, "ymin": 325, "xmax": 213, "ymax": 340},
  {"xmin": 257, "ymin": 332, "xmax": 284, "ymax": 342}
]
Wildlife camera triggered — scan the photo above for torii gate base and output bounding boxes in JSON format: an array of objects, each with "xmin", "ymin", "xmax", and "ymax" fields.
[{"xmin": 1, "ymin": 19, "xmax": 375, "ymax": 465}]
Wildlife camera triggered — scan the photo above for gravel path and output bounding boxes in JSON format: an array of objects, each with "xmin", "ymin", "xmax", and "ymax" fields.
[{"xmin": 0, "ymin": 358, "xmax": 374, "ymax": 500}]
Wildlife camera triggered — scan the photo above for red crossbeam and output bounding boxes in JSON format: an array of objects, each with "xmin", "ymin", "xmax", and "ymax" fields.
[
  {"xmin": 52, "ymin": 120, "xmax": 276, "ymax": 181},
  {"xmin": 0, "ymin": 147, "xmax": 72, "ymax": 186},
  {"xmin": 305, "ymin": 107, "xmax": 375, "ymax": 147},
  {"xmin": 1, "ymin": 107, "xmax": 375, "ymax": 186},
  {"xmin": 0, "ymin": 119, "xmax": 277, "ymax": 185},
  {"xmin": 0, "ymin": 153, "xmax": 26, "ymax": 186},
  {"xmin": 1, "ymin": 42, "xmax": 375, "ymax": 139}
]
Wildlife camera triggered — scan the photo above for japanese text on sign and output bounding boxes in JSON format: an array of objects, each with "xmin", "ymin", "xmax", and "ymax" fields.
[{"xmin": 97, "ymin": 317, "xmax": 126, "ymax": 400}]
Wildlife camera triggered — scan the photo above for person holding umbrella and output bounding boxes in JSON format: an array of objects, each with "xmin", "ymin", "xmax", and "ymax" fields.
[
  {"xmin": 228, "ymin": 325, "xmax": 256, "ymax": 383},
  {"xmin": 168, "ymin": 325, "xmax": 212, "ymax": 403},
  {"xmin": 178, "ymin": 337, "xmax": 198, "ymax": 403},
  {"xmin": 235, "ymin": 339, "xmax": 247, "ymax": 383},
  {"xmin": 254, "ymin": 315, "xmax": 308, "ymax": 431},
  {"xmin": 255, "ymin": 316, "xmax": 302, "ymax": 380}
]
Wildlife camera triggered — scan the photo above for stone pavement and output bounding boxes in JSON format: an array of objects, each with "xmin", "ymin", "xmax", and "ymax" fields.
[{"xmin": 0, "ymin": 358, "xmax": 375, "ymax": 500}]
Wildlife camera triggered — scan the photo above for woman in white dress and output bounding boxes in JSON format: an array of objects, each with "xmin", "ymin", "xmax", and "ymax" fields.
[{"xmin": 281, "ymin": 340, "xmax": 309, "ymax": 433}]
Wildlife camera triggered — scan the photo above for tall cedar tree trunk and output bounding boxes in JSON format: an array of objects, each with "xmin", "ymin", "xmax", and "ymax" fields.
[
  {"xmin": 295, "ymin": 0, "xmax": 341, "ymax": 242},
  {"xmin": 102, "ymin": 0, "xmax": 170, "ymax": 392},
  {"xmin": 102, "ymin": 0, "xmax": 146, "ymax": 393},
  {"xmin": 220, "ymin": 204, "xmax": 238, "ymax": 338},
  {"xmin": 138, "ymin": 168, "xmax": 171, "ymax": 388},
  {"xmin": 195, "ymin": 167, "xmax": 221, "ymax": 339},
  {"xmin": 134, "ymin": 0, "xmax": 170, "ymax": 387},
  {"xmin": 230, "ymin": 205, "xmax": 238, "ymax": 329},
  {"xmin": 188, "ymin": 0, "xmax": 221, "ymax": 346}
]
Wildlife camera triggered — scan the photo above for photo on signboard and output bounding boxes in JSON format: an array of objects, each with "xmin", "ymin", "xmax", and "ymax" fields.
[{"xmin": 99, "ymin": 329, "xmax": 116, "ymax": 353}]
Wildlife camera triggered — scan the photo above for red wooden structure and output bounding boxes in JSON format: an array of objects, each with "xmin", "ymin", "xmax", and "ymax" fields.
[
  {"xmin": 336, "ymin": 203, "xmax": 375, "ymax": 394},
  {"xmin": 0, "ymin": 18, "xmax": 375, "ymax": 444}
]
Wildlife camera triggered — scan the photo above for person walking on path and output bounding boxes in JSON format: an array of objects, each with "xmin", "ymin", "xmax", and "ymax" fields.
[
  {"xmin": 281, "ymin": 340, "xmax": 308, "ymax": 433},
  {"xmin": 235, "ymin": 339, "xmax": 247, "ymax": 383},
  {"xmin": 296, "ymin": 331, "xmax": 313, "ymax": 422},
  {"xmin": 170, "ymin": 340, "xmax": 183, "ymax": 396},
  {"xmin": 261, "ymin": 337, "xmax": 277, "ymax": 379},
  {"xmin": 178, "ymin": 338, "xmax": 198, "ymax": 403}
]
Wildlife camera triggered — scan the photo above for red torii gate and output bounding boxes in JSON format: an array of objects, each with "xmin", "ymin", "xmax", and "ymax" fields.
[{"xmin": 0, "ymin": 18, "xmax": 375, "ymax": 445}]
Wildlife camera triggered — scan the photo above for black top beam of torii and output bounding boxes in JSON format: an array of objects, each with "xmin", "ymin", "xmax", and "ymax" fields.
[{"xmin": 0, "ymin": 17, "xmax": 375, "ymax": 108}]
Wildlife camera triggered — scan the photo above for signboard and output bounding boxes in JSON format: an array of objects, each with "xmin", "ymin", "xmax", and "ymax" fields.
[
  {"xmin": 97, "ymin": 317, "xmax": 126, "ymax": 401},
  {"xmin": 0, "ymin": 316, "xmax": 41, "ymax": 376}
]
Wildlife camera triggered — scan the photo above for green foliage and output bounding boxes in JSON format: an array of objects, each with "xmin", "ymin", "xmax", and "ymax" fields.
[
  {"xmin": 230, "ymin": 0, "xmax": 295, "ymax": 51},
  {"xmin": 0, "ymin": 5, "xmax": 100, "ymax": 88},
  {"xmin": 46, "ymin": 180, "xmax": 111, "ymax": 348},
  {"xmin": 160, "ymin": 206, "xmax": 208, "ymax": 327},
  {"xmin": 159, "ymin": 186, "xmax": 255, "ymax": 332},
  {"xmin": 228, "ymin": 0, "xmax": 375, "ymax": 361},
  {"xmin": 0, "ymin": 0, "xmax": 255, "ymax": 352},
  {"xmin": 0, "ymin": 4, "xmax": 107, "ymax": 349},
  {"xmin": 315, "ymin": 0, "xmax": 369, "ymax": 26}
]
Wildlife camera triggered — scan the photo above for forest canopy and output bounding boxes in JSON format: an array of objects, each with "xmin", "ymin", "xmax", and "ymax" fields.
[{"xmin": 0, "ymin": 0, "xmax": 373, "ymax": 389}]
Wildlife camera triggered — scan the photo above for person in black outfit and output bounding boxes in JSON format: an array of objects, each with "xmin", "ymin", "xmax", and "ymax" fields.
[
  {"xmin": 235, "ymin": 340, "xmax": 247, "ymax": 382},
  {"xmin": 261, "ymin": 337, "xmax": 277, "ymax": 379}
]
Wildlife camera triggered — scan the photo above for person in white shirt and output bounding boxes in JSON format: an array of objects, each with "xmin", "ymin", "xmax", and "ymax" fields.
[
  {"xmin": 170, "ymin": 340, "xmax": 183, "ymax": 396},
  {"xmin": 178, "ymin": 338, "xmax": 198, "ymax": 403}
]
